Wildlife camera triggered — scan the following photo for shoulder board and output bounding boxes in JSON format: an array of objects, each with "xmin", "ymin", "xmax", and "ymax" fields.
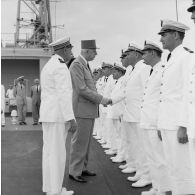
[{"xmin": 183, "ymin": 47, "xmax": 194, "ymax": 53}]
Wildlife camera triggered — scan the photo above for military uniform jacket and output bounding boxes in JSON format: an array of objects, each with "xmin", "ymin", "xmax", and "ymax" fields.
[
  {"xmin": 179, "ymin": 54, "xmax": 195, "ymax": 138},
  {"xmin": 140, "ymin": 62, "xmax": 164, "ymax": 129},
  {"xmin": 39, "ymin": 54, "xmax": 74, "ymax": 122},
  {"xmin": 107, "ymin": 76, "xmax": 125, "ymax": 119},
  {"xmin": 69, "ymin": 55, "xmax": 103, "ymax": 118},
  {"xmin": 157, "ymin": 45, "xmax": 192, "ymax": 130},
  {"xmin": 113, "ymin": 61, "xmax": 150, "ymax": 122}
]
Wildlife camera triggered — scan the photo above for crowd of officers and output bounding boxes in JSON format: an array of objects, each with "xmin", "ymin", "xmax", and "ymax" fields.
[{"xmin": 92, "ymin": 11, "xmax": 195, "ymax": 195}]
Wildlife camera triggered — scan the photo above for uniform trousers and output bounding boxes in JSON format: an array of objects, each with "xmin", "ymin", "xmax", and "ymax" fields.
[
  {"xmin": 189, "ymin": 139, "xmax": 195, "ymax": 181},
  {"xmin": 17, "ymin": 101, "xmax": 27, "ymax": 122},
  {"xmin": 160, "ymin": 129, "xmax": 195, "ymax": 195},
  {"xmin": 143, "ymin": 129, "xmax": 171, "ymax": 192},
  {"xmin": 107, "ymin": 119, "xmax": 121, "ymax": 151},
  {"xmin": 69, "ymin": 118, "xmax": 95, "ymax": 177},
  {"xmin": 42, "ymin": 122, "xmax": 68, "ymax": 194},
  {"xmin": 116, "ymin": 120, "xmax": 128, "ymax": 160},
  {"xmin": 122, "ymin": 121, "xmax": 137, "ymax": 166}
]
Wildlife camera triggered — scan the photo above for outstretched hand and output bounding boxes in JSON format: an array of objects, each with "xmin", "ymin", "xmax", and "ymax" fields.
[{"xmin": 101, "ymin": 97, "xmax": 112, "ymax": 107}]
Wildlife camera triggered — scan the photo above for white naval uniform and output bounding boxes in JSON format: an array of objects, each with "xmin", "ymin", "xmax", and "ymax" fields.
[
  {"xmin": 180, "ymin": 54, "xmax": 195, "ymax": 183},
  {"xmin": 100, "ymin": 75, "xmax": 115, "ymax": 144},
  {"xmin": 39, "ymin": 54, "xmax": 75, "ymax": 194},
  {"xmin": 157, "ymin": 45, "xmax": 195, "ymax": 194},
  {"xmin": 111, "ymin": 65, "xmax": 132, "ymax": 161},
  {"xmin": 113, "ymin": 61, "xmax": 151, "ymax": 175},
  {"xmin": 140, "ymin": 62, "xmax": 171, "ymax": 192},
  {"xmin": 107, "ymin": 77, "xmax": 123, "ymax": 152}
]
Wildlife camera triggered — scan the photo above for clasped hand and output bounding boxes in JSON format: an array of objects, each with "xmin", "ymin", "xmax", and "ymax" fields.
[{"xmin": 101, "ymin": 97, "xmax": 112, "ymax": 107}]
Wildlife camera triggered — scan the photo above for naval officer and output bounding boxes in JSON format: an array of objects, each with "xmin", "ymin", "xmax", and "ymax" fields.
[
  {"xmin": 140, "ymin": 41, "xmax": 171, "ymax": 195},
  {"xmin": 158, "ymin": 20, "xmax": 195, "ymax": 194},
  {"xmin": 39, "ymin": 37, "xmax": 77, "ymax": 195}
]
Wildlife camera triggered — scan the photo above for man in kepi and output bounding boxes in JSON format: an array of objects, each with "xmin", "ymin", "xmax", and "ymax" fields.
[
  {"xmin": 39, "ymin": 37, "xmax": 77, "ymax": 195},
  {"xmin": 69, "ymin": 39, "xmax": 112, "ymax": 183}
]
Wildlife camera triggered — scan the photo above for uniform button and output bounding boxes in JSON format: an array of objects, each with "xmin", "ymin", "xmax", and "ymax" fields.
[
  {"xmin": 160, "ymin": 92, "xmax": 162, "ymax": 94},
  {"xmin": 141, "ymin": 106, "xmax": 143, "ymax": 109},
  {"xmin": 161, "ymin": 83, "xmax": 163, "ymax": 86},
  {"xmin": 144, "ymin": 93, "xmax": 146, "ymax": 95},
  {"xmin": 142, "ymin": 100, "xmax": 144, "ymax": 102},
  {"xmin": 189, "ymin": 91, "xmax": 193, "ymax": 93},
  {"xmin": 160, "ymin": 100, "xmax": 162, "ymax": 102},
  {"xmin": 190, "ymin": 101, "xmax": 193, "ymax": 104}
]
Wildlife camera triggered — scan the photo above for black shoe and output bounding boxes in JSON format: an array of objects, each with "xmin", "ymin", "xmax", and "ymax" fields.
[
  {"xmin": 22, "ymin": 122, "xmax": 27, "ymax": 125},
  {"xmin": 82, "ymin": 170, "xmax": 96, "ymax": 176},
  {"xmin": 33, "ymin": 123, "xmax": 38, "ymax": 125},
  {"xmin": 69, "ymin": 175, "xmax": 87, "ymax": 183},
  {"xmin": 19, "ymin": 122, "xmax": 23, "ymax": 125}
]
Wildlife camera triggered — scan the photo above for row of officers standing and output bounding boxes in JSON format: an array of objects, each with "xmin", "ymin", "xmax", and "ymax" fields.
[
  {"xmin": 39, "ymin": 1, "xmax": 195, "ymax": 195},
  {"xmin": 93, "ymin": 14, "xmax": 195, "ymax": 195}
]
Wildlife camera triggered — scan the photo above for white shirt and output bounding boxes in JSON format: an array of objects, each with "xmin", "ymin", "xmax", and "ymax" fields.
[{"xmin": 6, "ymin": 88, "xmax": 14, "ymax": 99}]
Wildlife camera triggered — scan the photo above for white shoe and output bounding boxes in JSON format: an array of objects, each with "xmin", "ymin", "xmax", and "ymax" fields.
[
  {"xmin": 127, "ymin": 173, "xmax": 141, "ymax": 182},
  {"xmin": 112, "ymin": 156, "xmax": 125, "ymax": 163},
  {"xmin": 105, "ymin": 149, "xmax": 117, "ymax": 155},
  {"xmin": 119, "ymin": 163, "xmax": 128, "ymax": 169},
  {"xmin": 141, "ymin": 188, "xmax": 157, "ymax": 195},
  {"xmin": 121, "ymin": 167, "xmax": 136, "ymax": 174},
  {"xmin": 60, "ymin": 188, "xmax": 74, "ymax": 195},
  {"xmin": 132, "ymin": 178, "xmax": 152, "ymax": 188},
  {"xmin": 102, "ymin": 144, "xmax": 111, "ymax": 149}
]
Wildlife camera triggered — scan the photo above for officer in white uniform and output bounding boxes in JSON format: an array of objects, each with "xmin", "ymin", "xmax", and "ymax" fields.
[
  {"xmin": 158, "ymin": 20, "xmax": 195, "ymax": 195},
  {"xmin": 186, "ymin": 0, "xmax": 195, "ymax": 182},
  {"xmin": 105, "ymin": 64, "xmax": 126, "ymax": 155},
  {"xmin": 111, "ymin": 49, "xmax": 133, "ymax": 164},
  {"xmin": 140, "ymin": 41, "xmax": 171, "ymax": 195},
  {"xmin": 112, "ymin": 43, "xmax": 151, "ymax": 187},
  {"xmin": 39, "ymin": 37, "xmax": 77, "ymax": 195}
]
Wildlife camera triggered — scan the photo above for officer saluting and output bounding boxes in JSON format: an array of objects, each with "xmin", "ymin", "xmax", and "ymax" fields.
[{"xmin": 157, "ymin": 20, "xmax": 195, "ymax": 194}]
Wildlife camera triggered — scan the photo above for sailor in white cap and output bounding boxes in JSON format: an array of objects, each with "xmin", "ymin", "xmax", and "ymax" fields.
[
  {"xmin": 112, "ymin": 43, "xmax": 152, "ymax": 187},
  {"xmin": 140, "ymin": 41, "xmax": 171, "ymax": 195},
  {"xmin": 187, "ymin": 0, "xmax": 195, "ymax": 23},
  {"xmin": 158, "ymin": 20, "xmax": 195, "ymax": 194},
  {"xmin": 39, "ymin": 37, "xmax": 76, "ymax": 195},
  {"xmin": 13, "ymin": 76, "xmax": 27, "ymax": 125},
  {"xmin": 105, "ymin": 64, "xmax": 126, "ymax": 156}
]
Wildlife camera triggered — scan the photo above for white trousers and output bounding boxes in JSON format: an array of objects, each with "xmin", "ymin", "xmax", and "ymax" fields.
[
  {"xmin": 143, "ymin": 129, "xmax": 171, "ymax": 192},
  {"xmin": 1, "ymin": 109, "xmax": 5, "ymax": 125},
  {"xmin": 160, "ymin": 129, "xmax": 195, "ymax": 195},
  {"xmin": 189, "ymin": 138, "xmax": 195, "ymax": 182},
  {"xmin": 42, "ymin": 122, "xmax": 68, "ymax": 194}
]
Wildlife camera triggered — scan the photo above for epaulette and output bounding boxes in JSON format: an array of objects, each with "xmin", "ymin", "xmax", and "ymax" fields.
[{"xmin": 183, "ymin": 47, "xmax": 194, "ymax": 53}]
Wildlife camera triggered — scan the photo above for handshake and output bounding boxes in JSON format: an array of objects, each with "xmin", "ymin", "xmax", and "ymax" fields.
[{"xmin": 101, "ymin": 97, "xmax": 113, "ymax": 107}]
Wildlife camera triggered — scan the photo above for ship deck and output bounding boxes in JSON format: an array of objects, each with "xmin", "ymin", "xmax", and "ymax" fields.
[{"xmin": 1, "ymin": 117, "xmax": 150, "ymax": 195}]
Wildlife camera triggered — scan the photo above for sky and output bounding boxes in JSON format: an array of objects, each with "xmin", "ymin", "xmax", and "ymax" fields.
[{"xmin": 1, "ymin": 0, "xmax": 195, "ymax": 68}]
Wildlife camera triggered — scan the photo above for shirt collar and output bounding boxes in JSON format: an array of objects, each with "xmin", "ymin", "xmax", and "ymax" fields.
[{"xmin": 79, "ymin": 54, "xmax": 88, "ymax": 65}]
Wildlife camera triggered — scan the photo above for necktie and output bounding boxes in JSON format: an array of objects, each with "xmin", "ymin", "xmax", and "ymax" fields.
[
  {"xmin": 87, "ymin": 63, "xmax": 92, "ymax": 74},
  {"xmin": 150, "ymin": 68, "xmax": 153, "ymax": 76},
  {"xmin": 167, "ymin": 53, "xmax": 171, "ymax": 62},
  {"xmin": 132, "ymin": 66, "xmax": 135, "ymax": 71}
]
